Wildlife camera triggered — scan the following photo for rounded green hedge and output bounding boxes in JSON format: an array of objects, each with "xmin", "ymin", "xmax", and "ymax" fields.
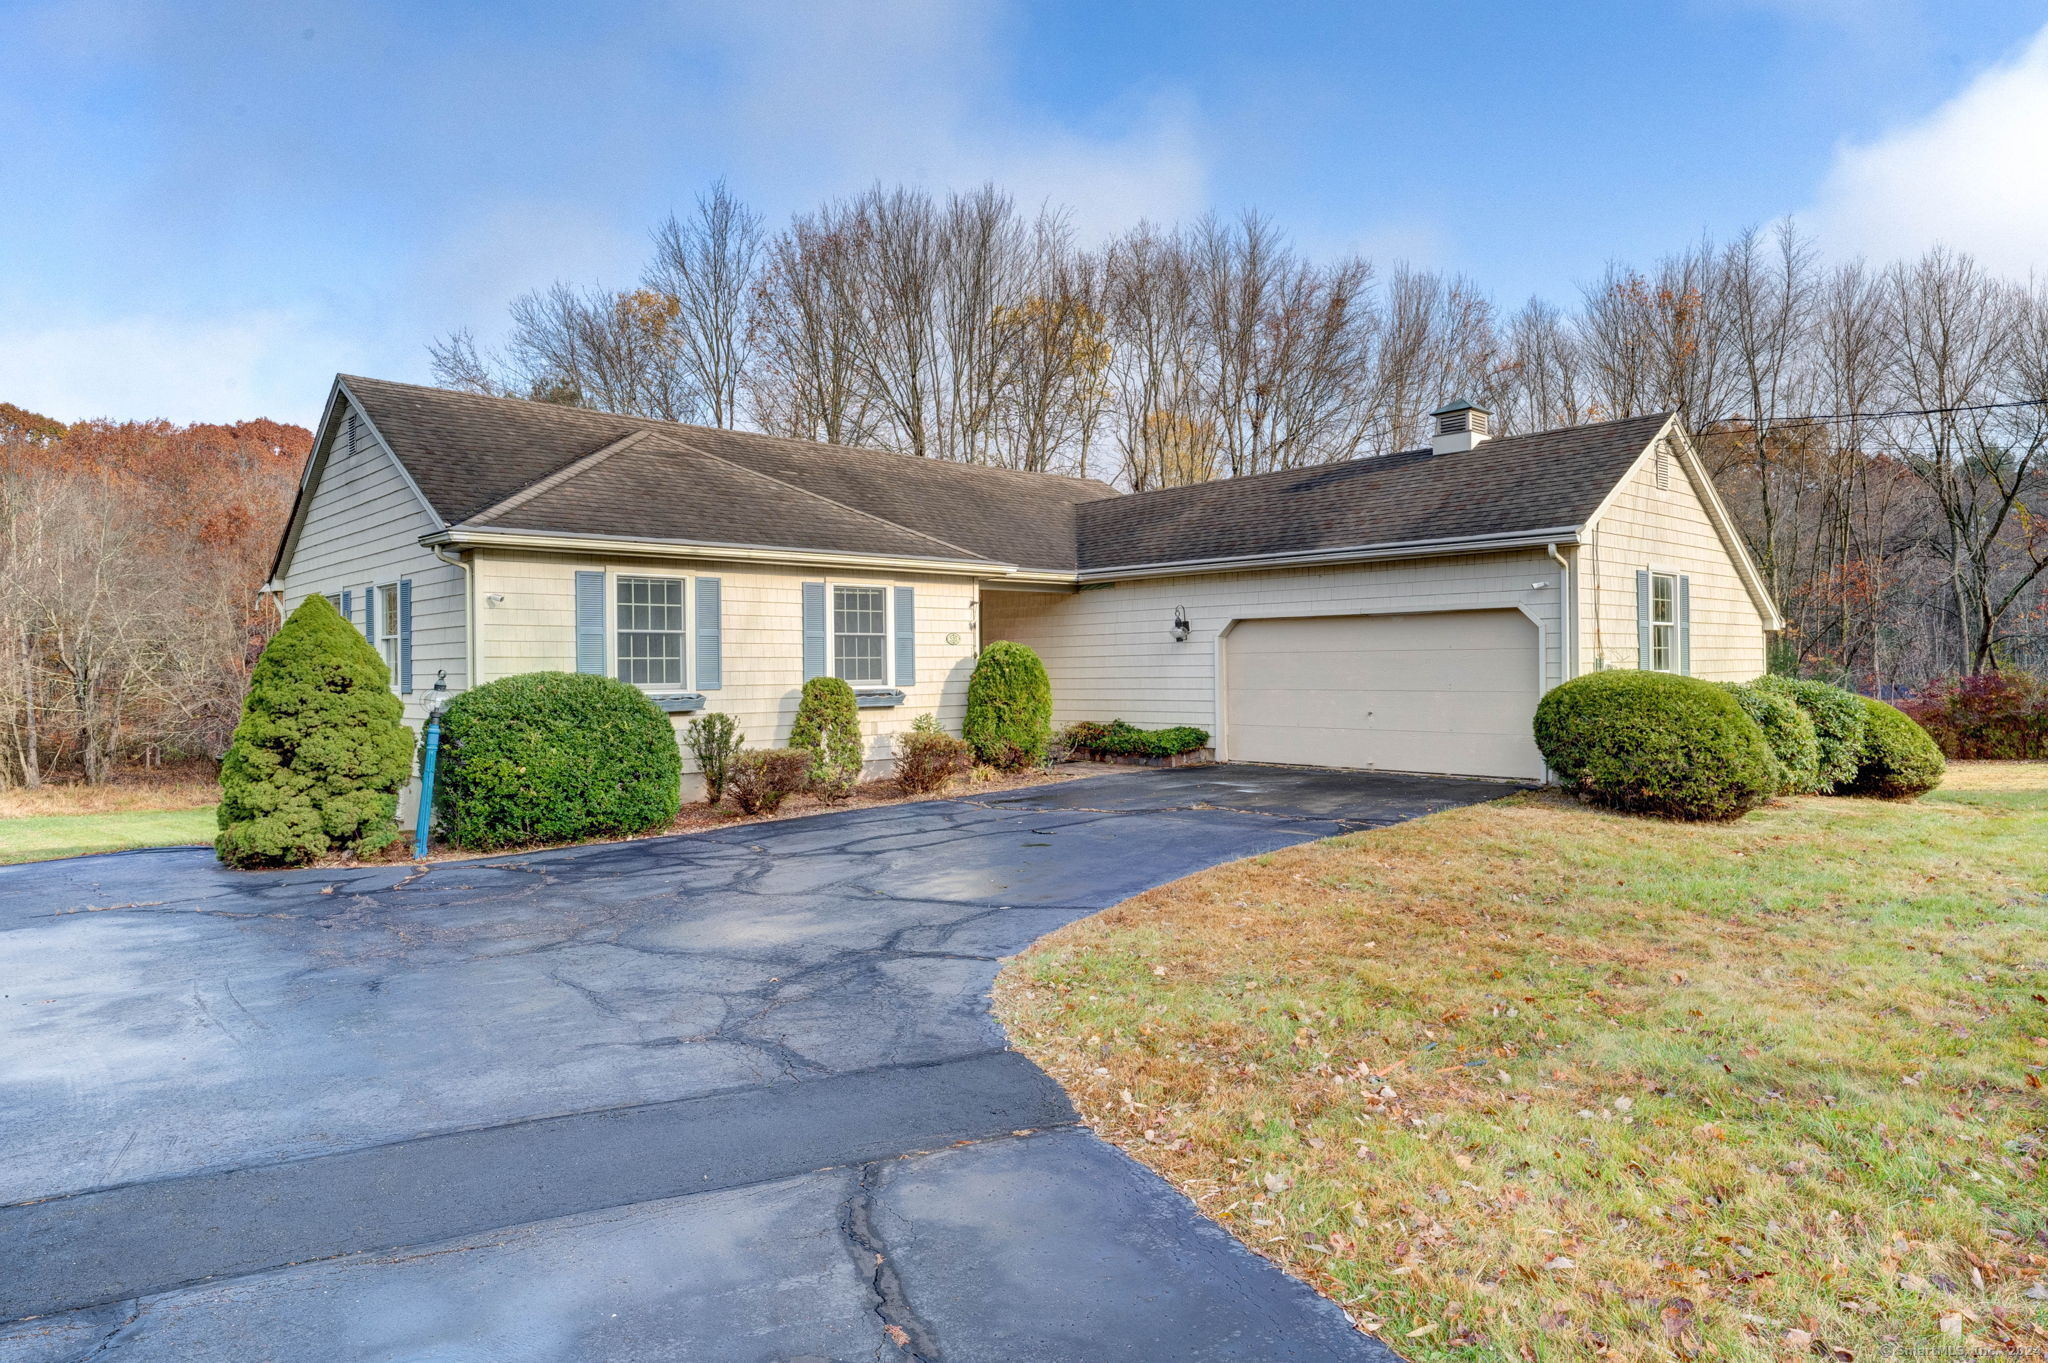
[
  {"xmin": 1533, "ymin": 670, "xmax": 1778, "ymax": 821},
  {"xmin": 1749, "ymin": 675, "xmax": 1865, "ymax": 792},
  {"xmin": 217, "ymin": 594, "xmax": 416, "ymax": 868},
  {"xmin": 963, "ymin": 641, "xmax": 1053, "ymax": 769},
  {"xmin": 432, "ymin": 672, "xmax": 680, "ymax": 850},
  {"xmin": 1842, "ymin": 697, "xmax": 1945, "ymax": 800},
  {"xmin": 1717, "ymin": 681, "xmax": 1821, "ymax": 794}
]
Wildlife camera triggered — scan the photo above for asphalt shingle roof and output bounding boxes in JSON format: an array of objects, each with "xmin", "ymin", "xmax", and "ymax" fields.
[
  {"xmin": 335, "ymin": 376, "xmax": 1670, "ymax": 575},
  {"xmin": 1074, "ymin": 413, "xmax": 1673, "ymax": 570}
]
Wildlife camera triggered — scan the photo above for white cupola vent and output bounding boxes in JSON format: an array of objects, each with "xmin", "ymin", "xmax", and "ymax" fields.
[{"xmin": 1430, "ymin": 398, "xmax": 1492, "ymax": 455}]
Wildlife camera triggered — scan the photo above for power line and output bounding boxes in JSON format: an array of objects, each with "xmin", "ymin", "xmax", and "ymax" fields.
[{"xmin": 1704, "ymin": 396, "xmax": 2048, "ymax": 428}]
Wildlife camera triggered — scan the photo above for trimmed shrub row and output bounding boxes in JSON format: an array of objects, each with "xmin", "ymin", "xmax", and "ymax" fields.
[
  {"xmin": 1060, "ymin": 719, "xmax": 1211, "ymax": 760},
  {"xmin": 1534, "ymin": 670, "xmax": 1943, "ymax": 822}
]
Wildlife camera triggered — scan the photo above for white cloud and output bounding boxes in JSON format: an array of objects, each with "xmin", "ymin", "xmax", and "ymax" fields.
[
  {"xmin": 1803, "ymin": 22, "xmax": 2048, "ymax": 277},
  {"xmin": 686, "ymin": 0, "xmax": 1208, "ymax": 240},
  {"xmin": 0, "ymin": 312, "xmax": 353, "ymax": 427}
]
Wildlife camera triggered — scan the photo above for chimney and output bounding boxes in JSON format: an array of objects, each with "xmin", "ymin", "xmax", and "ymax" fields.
[{"xmin": 1430, "ymin": 398, "xmax": 1492, "ymax": 455}]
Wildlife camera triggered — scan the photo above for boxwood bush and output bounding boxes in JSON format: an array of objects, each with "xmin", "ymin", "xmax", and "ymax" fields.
[
  {"xmin": 963, "ymin": 641, "xmax": 1053, "ymax": 770},
  {"xmin": 790, "ymin": 676, "xmax": 865, "ymax": 803},
  {"xmin": 1750, "ymin": 675, "xmax": 1865, "ymax": 792},
  {"xmin": 433, "ymin": 671, "xmax": 680, "ymax": 850},
  {"xmin": 1841, "ymin": 697, "xmax": 1946, "ymax": 799},
  {"xmin": 216, "ymin": 594, "xmax": 417, "ymax": 868},
  {"xmin": 1533, "ymin": 670, "xmax": 1777, "ymax": 821},
  {"xmin": 1716, "ymin": 681, "xmax": 1821, "ymax": 794},
  {"xmin": 895, "ymin": 714, "xmax": 972, "ymax": 795},
  {"xmin": 728, "ymin": 748, "xmax": 810, "ymax": 815}
]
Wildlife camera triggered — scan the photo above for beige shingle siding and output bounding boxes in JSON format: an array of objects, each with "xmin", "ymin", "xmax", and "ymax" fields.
[
  {"xmin": 471, "ymin": 549, "xmax": 980, "ymax": 796},
  {"xmin": 1578, "ymin": 440, "xmax": 1767, "ymax": 679},
  {"xmin": 983, "ymin": 550, "xmax": 1566, "ymax": 737},
  {"xmin": 279, "ymin": 398, "xmax": 467, "ymax": 823}
]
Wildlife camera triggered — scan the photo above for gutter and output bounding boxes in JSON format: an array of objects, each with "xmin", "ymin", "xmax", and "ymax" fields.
[
  {"xmin": 423, "ymin": 527, "xmax": 1015, "ymax": 580},
  {"xmin": 1075, "ymin": 528, "xmax": 1585, "ymax": 584}
]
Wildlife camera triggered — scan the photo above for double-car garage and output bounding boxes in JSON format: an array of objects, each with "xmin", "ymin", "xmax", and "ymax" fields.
[{"xmin": 1222, "ymin": 609, "xmax": 1546, "ymax": 782}]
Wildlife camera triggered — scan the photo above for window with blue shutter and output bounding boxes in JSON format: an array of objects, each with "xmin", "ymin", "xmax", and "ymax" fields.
[
  {"xmin": 696, "ymin": 577, "xmax": 722, "ymax": 690},
  {"xmin": 893, "ymin": 587, "xmax": 916, "ymax": 686},
  {"xmin": 802, "ymin": 582, "xmax": 827, "ymax": 680},
  {"xmin": 398, "ymin": 579, "xmax": 414, "ymax": 694},
  {"xmin": 574, "ymin": 571, "xmax": 606, "ymax": 675},
  {"xmin": 1639, "ymin": 570, "xmax": 1681, "ymax": 672}
]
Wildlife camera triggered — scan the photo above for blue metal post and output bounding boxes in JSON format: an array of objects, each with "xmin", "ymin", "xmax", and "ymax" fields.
[{"xmin": 414, "ymin": 711, "xmax": 441, "ymax": 860}]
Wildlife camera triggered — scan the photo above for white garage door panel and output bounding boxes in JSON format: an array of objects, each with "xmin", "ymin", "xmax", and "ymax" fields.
[{"xmin": 1224, "ymin": 610, "xmax": 1543, "ymax": 780}]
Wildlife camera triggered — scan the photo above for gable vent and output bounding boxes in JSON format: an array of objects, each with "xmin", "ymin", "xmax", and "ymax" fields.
[
  {"xmin": 1430, "ymin": 398, "xmax": 1493, "ymax": 455},
  {"xmin": 1655, "ymin": 447, "xmax": 1672, "ymax": 490}
]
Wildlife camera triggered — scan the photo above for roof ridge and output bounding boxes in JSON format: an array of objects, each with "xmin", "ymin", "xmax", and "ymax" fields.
[
  {"xmin": 338, "ymin": 373, "xmax": 1117, "ymax": 494},
  {"xmin": 464, "ymin": 430, "xmax": 650, "ymax": 525},
  {"xmin": 655, "ymin": 434, "xmax": 999, "ymax": 564}
]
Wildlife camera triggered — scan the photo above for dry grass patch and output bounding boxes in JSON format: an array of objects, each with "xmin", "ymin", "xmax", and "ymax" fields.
[{"xmin": 996, "ymin": 765, "xmax": 2048, "ymax": 1361}]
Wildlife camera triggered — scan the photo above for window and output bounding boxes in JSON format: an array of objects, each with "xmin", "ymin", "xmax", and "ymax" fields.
[
  {"xmin": 376, "ymin": 584, "xmax": 400, "ymax": 674},
  {"xmin": 1648, "ymin": 572, "xmax": 1679, "ymax": 672},
  {"xmin": 616, "ymin": 576, "xmax": 685, "ymax": 686},
  {"xmin": 833, "ymin": 585, "xmax": 887, "ymax": 683}
]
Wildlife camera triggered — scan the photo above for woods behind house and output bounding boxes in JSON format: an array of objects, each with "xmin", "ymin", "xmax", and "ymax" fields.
[
  {"xmin": 3, "ymin": 181, "xmax": 2043, "ymax": 788},
  {"xmin": 0, "ymin": 410, "xmax": 309, "ymax": 788},
  {"xmin": 438, "ymin": 185, "xmax": 2048, "ymax": 687}
]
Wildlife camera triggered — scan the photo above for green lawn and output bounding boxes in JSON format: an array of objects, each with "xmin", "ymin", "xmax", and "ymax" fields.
[
  {"xmin": 997, "ymin": 762, "xmax": 2048, "ymax": 1362},
  {"xmin": 0, "ymin": 806, "xmax": 218, "ymax": 864}
]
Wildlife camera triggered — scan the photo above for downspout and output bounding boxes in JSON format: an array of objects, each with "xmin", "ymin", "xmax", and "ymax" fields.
[
  {"xmin": 430, "ymin": 544, "xmax": 476, "ymax": 689},
  {"xmin": 1546, "ymin": 543, "xmax": 1572, "ymax": 688}
]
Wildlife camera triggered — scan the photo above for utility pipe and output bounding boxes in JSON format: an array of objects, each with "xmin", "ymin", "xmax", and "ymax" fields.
[{"xmin": 1546, "ymin": 542, "xmax": 1573, "ymax": 687}]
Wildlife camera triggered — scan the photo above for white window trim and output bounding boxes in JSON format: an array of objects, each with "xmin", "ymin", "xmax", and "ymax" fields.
[
  {"xmin": 1646, "ymin": 569, "xmax": 1680, "ymax": 673},
  {"xmin": 610, "ymin": 569, "xmax": 690, "ymax": 691},
  {"xmin": 374, "ymin": 580, "xmax": 402, "ymax": 686},
  {"xmin": 826, "ymin": 579, "xmax": 895, "ymax": 689}
]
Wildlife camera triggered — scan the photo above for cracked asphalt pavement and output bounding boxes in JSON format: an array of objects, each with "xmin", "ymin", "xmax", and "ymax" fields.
[{"xmin": 0, "ymin": 764, "xmax": 1519, "ymax": 1361}]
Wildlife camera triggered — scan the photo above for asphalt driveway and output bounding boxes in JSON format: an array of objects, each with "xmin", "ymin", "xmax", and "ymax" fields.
[{"xmin": 0, "ymin": 764, "xmax": 1519, "ymax": 1362}]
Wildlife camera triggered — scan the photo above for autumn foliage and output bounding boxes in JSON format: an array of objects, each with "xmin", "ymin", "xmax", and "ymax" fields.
[{"xmin": 0, "ymin": 406, "xmax": 311, "ymax": 786}]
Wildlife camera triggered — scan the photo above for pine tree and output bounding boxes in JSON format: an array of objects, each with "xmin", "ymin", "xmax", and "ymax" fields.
[{"xmin": 216, "ymin": 594, "xmax": 415, "ymax": 867}]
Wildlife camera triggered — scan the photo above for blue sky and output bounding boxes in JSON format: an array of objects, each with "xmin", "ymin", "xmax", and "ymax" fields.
[{"xmin": 3, "ymin": 0, "xmax": 2045, "ymax": 427}]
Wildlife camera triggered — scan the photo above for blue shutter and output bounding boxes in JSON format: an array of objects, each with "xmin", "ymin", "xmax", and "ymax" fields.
[
  {"xmin": 398, "ymin": 579, "xmax": 414, "ymax": 694},
  {"xmin": 362, "ymin": 585, "xmax": 376, "ymax": 645},
  {"xmin": 1635, "ymin": 570, "xmax": 1651, "ymax": 670},
  {"xmin": 696, "ymin": 576, "xmax": 722, "ymax": 690},
  {"xmin": 894, "ymin": 586, "xmax": 916, "ymax": 687},
  {"xmin": 575, "ymin": 571, "xmax": 606, "ymax": 675},
  {"xmin": 1678, "ymin": 575, "xmax": 1692, "ymax": 676},
  {"xmin": 340, "ymin": 588, "xmax": 353, "ymax": 632},
  {"xmin": 802, "ymin": 582, "xmax": 827, "ymax": 680}
]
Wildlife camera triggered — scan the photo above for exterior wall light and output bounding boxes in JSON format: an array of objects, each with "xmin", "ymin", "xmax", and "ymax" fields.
[{"xmin": 1171, "ymin": 606, "xmax": 1191, "ymax": 643}]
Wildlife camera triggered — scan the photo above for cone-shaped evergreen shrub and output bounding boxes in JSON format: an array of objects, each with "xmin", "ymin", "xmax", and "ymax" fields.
[
  {"xmin": 1533, "ymin": 670, "xmax": 1777, "ymax": 821},
  {"xmin": 790, "ymin": 676, "xmax": 864, "ymax": 802},
  {"xmin": 434, "ymin": 672, "xmax": 680, "ymax": 850},
  {"xmin": 1750, "ymin": 675, "xmax": 1866, "ymax": 792},
  {"xmin": 216, "ymin": 594, "xmax": 416, "ymax": 868},
  {"xmin": 963, "ymin": 641, "xmax": 1053, "ymax": 769},
  {"xmin": 1717, "ymin": 680, "xmax": 1821, "ymax": 793},
  {"xmin": 1842, "ymin": 697, "xmax": 1945, "ymax": 799}
]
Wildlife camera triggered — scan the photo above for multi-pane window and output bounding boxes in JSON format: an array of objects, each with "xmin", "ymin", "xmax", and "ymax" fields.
[
  {"xmin": 1648, "ymin": 572, "xmax": 1678, "ymax": 672},
  {"xmin": 376, "ymin": 584, "xmax": 400, "ymax": 674},
  {"xmin": 833, "ymin": 586, "xmax": 887, "ymax": 683},
  {"xmin": 616, "ymin": 576, "xmax": 685, "ymax": 686}
]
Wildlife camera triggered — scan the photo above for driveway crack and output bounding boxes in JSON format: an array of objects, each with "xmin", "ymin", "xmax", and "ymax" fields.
[{"xmin": 841, "ymin": 1160, "xmax": 941, "ymax": 1361}]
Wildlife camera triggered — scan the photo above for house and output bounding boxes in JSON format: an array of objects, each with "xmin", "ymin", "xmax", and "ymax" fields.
[{"xmin": 267, "ymin": 376, "xmax": 1781, "ymax": 815}]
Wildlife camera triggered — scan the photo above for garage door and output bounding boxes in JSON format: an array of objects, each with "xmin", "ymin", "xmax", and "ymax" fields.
[{"xmin": 1224, "ymin": 610, "xmax": 1543, "ymax": 780}]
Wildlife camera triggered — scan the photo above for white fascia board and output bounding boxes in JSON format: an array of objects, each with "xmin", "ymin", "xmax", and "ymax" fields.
[{"xmin": 426, "ymin": 526, "xmax": 1019, "ymax": 579}]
